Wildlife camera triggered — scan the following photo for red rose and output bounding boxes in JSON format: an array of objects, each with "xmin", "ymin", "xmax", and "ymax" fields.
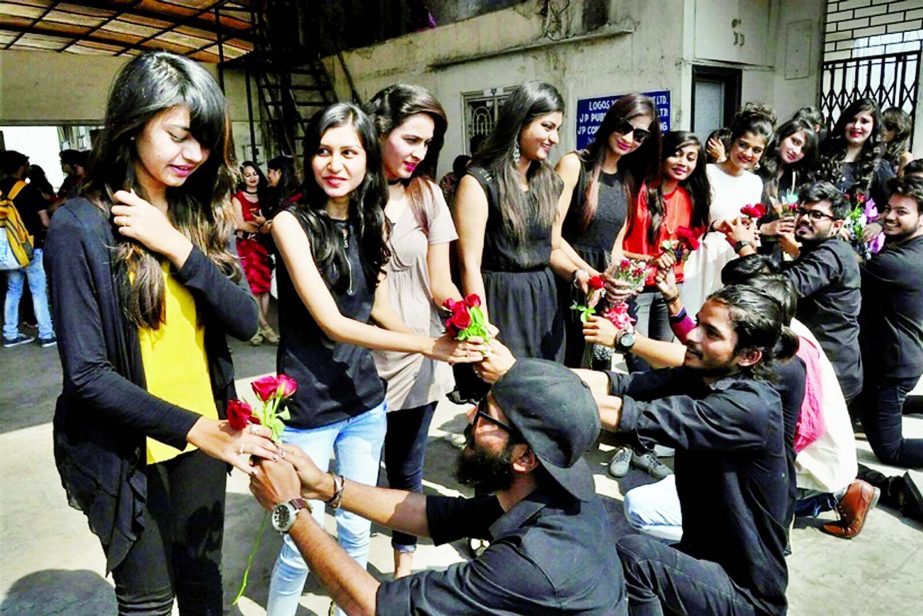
[
  {"xmin": 227, "ymin": 399, "xmax": 257, "ymax": 431},
  {"xmin": 619, "ymin": 258, "xmax": 632, "ymax": 271},
  {"xmin": 251, "ymin": 374, "xmax": 297, "ymax": 401},
  {"xmin": 446, "ymin": 302, "xmax": 471, "ymax": 335},
  {"xmin": 677, "ymin": 227, "xmax": 701, "ymax": 251},
  {"xmin": 464, "ymin": 293, "xmax": 481, "ymax": 308},
  {"xmin": 588, "ymin": 275, "xmax": 605, "ymax": 290},
  {"xmin": 740, "ymin": 203, "xmax": 767, "ymax": 219},
  {"xmin": 443, "ymin": 298, "xmax": 457, "ymax": 311}
]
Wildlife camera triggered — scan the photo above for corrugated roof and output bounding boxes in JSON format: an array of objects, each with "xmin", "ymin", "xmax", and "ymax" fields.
[{"xmin": 0, "ymin": 0, "xmax": 254, "ymax": 63}]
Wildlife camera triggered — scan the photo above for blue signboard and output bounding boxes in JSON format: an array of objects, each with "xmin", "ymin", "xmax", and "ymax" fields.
[{"xmin": 575, "ymin": 91, "xmax": 671, "ymax": 150}]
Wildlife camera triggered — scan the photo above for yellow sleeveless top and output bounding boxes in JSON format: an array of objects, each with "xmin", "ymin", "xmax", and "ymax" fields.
[{"xmin": 137, "ymin": 261, "xmax": 217, "ymax": 464}]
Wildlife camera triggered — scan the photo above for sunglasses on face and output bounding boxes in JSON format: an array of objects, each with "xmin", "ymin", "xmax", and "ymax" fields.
[
  {"xmin": 795, "ymin": 208, "xmax": 835, "ymax": 222},
  {"xmin": 474, "ymin": 399, "xmax": 519, "ymax": 436},
  {"xmin": 615, "ymin": 120, "xmax": 651, "ymax": 144}
]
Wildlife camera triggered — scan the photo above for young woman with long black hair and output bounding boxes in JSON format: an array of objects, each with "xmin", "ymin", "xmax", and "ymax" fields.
[
  {"xmin": 881, "ymin": 106, "xmax": 914, "ymax": 176},
  {"xmin": 45, "ymin": 51, "xmax": 280, "ymax": 615},
  {"xmin": 454, "ymin": 81, "xmax": 575, "ymax": 363},
  {"xmin": 681, "ymin": 105, "xmax": 775, "ymax": 315},
  {"xmin": 366, "ymin": 83, "xmax": 464, "ymax": 578},
  {"xmin": 267, "ymin": 102, "xmax": 481, "ymax": 616},
  {"xmin": 554, "ymin": 93, "xmax": 662, "ymax": 368},
  {"xmin": 622, "ymin": 131, "xmax": 710, "ymax": 350},
  {"xmin": 819, "ymin": 97, "xmax": 895, "ymax": 210}
]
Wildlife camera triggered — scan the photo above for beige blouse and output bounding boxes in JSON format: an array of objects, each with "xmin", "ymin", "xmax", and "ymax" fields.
[{"xmin": 373, "ymin": 182, "xmax": 457, "ymax": 410}]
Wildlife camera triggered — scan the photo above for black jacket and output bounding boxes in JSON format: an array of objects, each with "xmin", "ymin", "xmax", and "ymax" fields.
[{"xmin": 45, "ymin": 198, "xmax": 258, "ymax": 572}]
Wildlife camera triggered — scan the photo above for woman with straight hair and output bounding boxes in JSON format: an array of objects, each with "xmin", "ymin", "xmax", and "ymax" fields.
[
  {"xmin": 819, "ymin": 97, "xmax": 894, "ymax": 211},
  {"xmin": 681, "ymin": 104, "xmax": 776, "ymax": 315},
  {"xmin": 554, "ymin": 93, "xmax": 662, "ymax": 368},
  {"xmin": 45, "ymin": 50, "xmax": 279, "ymax": 615},
  {"xmin": 265, "ymin": 153, "xmax": 301, "ymax": 219},
  {"xmin": 622, "ymin": 131, "xmax": 710, "ymax": 351},
  {"xmin": 233, "ymin": 160, "xmax": 277, "ymax": 344},
  {"xmin": 454, "ymin": 81, "xmax": 575, "ymax": 363},
  {"xmin": 267, "ymin": 102, "xmax": 482, "ymax": 616},
  {"xmin": 366, "ymin": 83, "xmax": 463, "ymax": 578}
]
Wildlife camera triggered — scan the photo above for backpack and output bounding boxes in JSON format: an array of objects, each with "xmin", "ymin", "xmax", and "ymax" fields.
[{"xmin": 0, "ymin": 181, "xmax": 35, "ymax": 270}]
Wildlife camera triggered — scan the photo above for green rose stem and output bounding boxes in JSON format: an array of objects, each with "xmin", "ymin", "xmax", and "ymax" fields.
[{"xmin": 233, "ymin": 511, "xmax": 270, "ymax": 604}]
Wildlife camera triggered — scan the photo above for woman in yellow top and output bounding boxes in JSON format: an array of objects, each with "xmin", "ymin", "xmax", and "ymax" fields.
[{"xmin": 45, "ymin": 51, "xmax": 279, "ymax": 615}]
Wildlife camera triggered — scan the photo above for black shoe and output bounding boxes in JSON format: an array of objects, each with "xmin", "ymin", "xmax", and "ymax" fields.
[
  {"xmin": 898, "ymin": 473, "xmax": 923, "ymax": 524},
  {"xmin": 3, "ymin": 334, "xmax": 34, "ymax": 348}
]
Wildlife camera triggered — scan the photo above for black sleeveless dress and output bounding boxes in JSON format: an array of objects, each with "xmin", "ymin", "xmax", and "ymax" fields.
[
  {"xmin": 559, "ymin": 159, "xmax": 628, "ymax": 367},
  {"xmin": 469, "ymin": 166, "xmax": 565, "ymax": 361}
]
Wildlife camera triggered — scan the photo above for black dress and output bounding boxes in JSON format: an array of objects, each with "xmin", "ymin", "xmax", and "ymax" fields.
[
  {"xmin": 469, "ymin": 166, "xmax": 565, "ymax": 361},
  {"xmin": 559, "ymin": 160, "xmax": 628, "ymax": 367}
]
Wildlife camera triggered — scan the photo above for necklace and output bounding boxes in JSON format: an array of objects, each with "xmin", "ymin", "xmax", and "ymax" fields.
[{"xmin": 244, "ymin": 189, "xmax": 258, "ymax": 195}]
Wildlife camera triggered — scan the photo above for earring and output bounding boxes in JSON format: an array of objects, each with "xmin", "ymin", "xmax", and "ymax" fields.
[
  {"xmin": 512, "ymin": 142, "xmax": 521, "ymax": 163},
  {"xmin": 753, "ymin": 162, "xmax": 760, "ymax": 170}
]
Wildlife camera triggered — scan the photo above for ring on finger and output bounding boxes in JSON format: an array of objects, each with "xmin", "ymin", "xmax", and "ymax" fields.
[{"xmin": 239, "ymin": 445, "xmax": 246, "ymax": 455}]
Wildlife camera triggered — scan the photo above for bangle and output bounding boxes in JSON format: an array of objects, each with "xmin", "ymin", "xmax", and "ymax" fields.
[
  {"xmin": 326, "ymin": 472, "xmax": 345, "ymax": 509},
  {"xmin": 571, "ymin": 269, "xmax": 587, "ymax": 289}
]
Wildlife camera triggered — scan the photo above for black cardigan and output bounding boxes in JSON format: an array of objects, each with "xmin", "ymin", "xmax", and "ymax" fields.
[{"xmin": 45, "ymin": 198, "xmax": 259, "ymax": 572}]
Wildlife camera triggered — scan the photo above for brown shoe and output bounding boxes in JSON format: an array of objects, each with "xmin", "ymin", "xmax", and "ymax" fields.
[{"xmin": 822, "ymin": 480, "xmax": 880, "ymax": 539}]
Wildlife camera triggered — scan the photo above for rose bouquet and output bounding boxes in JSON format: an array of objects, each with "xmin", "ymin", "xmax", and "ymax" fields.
[
  {"xmin": 443, "ymin": 294, "xmax": 491, "ymax": 342},
  {"xmin": 607, "ymin": 257, "xmax": 650, "ymax": 288},
  {"xmin": 232, "ymin": 374, "xmax": 298, "ymax": 605},
  {"xmin": 659, "ymin": 226, "xmax": 703, "ymax": 263},
  {"xmin": 845, "ymin": 193, "xmax": 884, "ymax": 261},
  {"xmin": 571, "ymin": 274, "xmax": 606, "ymax": 323}
]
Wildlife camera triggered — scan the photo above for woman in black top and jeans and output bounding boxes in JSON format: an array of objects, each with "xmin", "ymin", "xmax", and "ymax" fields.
[
  {"xmin": 45, "ymin": 51, "xmax": 279, "ymax": 615},
  {"xmin": 267, "ymin": 103, "xmax": 482, "ymax": 616}
]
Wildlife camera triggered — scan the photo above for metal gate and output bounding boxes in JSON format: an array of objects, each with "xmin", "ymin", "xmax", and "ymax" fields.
[{"xmin": 819, "ymin": 50, "xmax": 920, "ymax": 139}]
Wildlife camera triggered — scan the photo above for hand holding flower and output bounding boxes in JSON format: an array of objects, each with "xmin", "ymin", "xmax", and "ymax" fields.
[
  {"xmin": 583, "ymin": 315, "xmax": 619, "ymax": 348},
  {"xmin": 249, "ymin": 457, "xmax": 302, "ymax": 511}
]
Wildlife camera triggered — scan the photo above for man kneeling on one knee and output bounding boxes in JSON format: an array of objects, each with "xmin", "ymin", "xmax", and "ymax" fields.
[{"xmin": 249, "ymin": 359, "xmax": 628, "ymax": 615}]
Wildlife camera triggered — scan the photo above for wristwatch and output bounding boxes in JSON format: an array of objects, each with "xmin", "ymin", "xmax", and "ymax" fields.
[
  {"xmin": 271, "ymin": 497, "xmax": 311, "ymax": 533},
  {"xmin": 733, "ymin": 240, "xmax": 752, "ymax": 253},
  {"xmin": 615, "ymin": 329, "xmax": 636, "ymax": 355}
]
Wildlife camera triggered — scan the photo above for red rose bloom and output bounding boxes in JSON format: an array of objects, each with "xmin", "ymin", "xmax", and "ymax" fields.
[
  {"xmin": 227, "ymin": 399, "xmax": 257, "ymax": 431},
  {"xmin": 740, "ymin": 203, "xmax": 767, "ymax": 219},
  {"xmin": 588, "ymin": 275, "xmax": 605, "ymax": 290},
  {"xmin": 251, "ymin": 374, "xmax": 297, "ymax": 402},
  {"xmin": 464, "ymin": 293, "xmax": 481, "ymax": 308}
]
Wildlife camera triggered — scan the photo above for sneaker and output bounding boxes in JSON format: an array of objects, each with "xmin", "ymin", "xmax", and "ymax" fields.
[
  {"xmin": 3, "ymin": 334, "xmax": 34, "ymax": 348},
  {"xmin": 631, "ymin": 450, "xmax": 673, "ymax": 480},
  {"xmin": 607, "ymin": 446, "xmax": 633, "ymax": 478},
  {"xmin": 653, "ymin": 444, "xmax": 675, "ymax": 458},
  {"xmin": 467, "ymin": 537, "xmax": 489, "ymax": 558},
  {"xmin": 249, "ymin": 331, "xmax": 264, "ymax": 346},
  {"xmin": 38, "ymin": 336, "xmax": 57, "ymax": 348}
]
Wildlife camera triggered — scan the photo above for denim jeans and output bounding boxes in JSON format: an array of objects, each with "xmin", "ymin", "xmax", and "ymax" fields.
[
  {"xmin": 617, "ymin": 534, "xmax": 757, "ymax": 616},
  {"xmin": 859, "ymin": 374, "xmax": 923, "ymax": 467},
  {"xmin": 4, "ymin": 248, "xmax": 54, "ymax": 340},
  {"xmin": 623, "ymin": 475, "xmax": 683, "ymax": 543},
  {"xmin": 626, "ymin": 288, "xmax": 675, "ymax": 373},
  {"xmin": 267, "ymin": 402, "xmax": 387, "ymax": 616},
  {"xmin": 383, "ymin": 402, "xmax": 437, "ymax": 551}
]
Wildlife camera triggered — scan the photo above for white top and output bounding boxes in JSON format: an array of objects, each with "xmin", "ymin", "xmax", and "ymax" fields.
[{"xmin": 705, "ymin": 163, "xmax": 764, "ymax": 223}]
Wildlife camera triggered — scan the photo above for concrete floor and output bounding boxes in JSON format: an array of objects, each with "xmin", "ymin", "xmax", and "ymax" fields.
[{"xmin": 1, "ymin": 330, "xmax": 922, "ymax": 616}]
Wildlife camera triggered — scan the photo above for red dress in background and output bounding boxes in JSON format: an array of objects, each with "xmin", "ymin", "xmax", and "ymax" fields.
[{"xmin": 233, "ymin": 191, "xmax": 272, "ymax": 294}]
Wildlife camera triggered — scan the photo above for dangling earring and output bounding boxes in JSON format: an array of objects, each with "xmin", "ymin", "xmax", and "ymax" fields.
[
  {"xmin": 512, "ymin": 141, "xmax": 521, "ymax": 163},
  {"xmin": 753, "ymin": 161, "xmax": 760, "ymax": 170}
]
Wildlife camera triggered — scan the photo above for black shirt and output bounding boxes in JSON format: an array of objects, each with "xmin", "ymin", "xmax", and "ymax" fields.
[
  {"xmin": 1, "ymin": 177, "xmax": 47, "ymax": 249},
  {"xmin": 835, "ymin": 158, "xmax": 895, "ymax": 214},
  {"xmin": 376, "ymin": 490, "xmax": 628, "ymax": 615},
  {"xmin": 562, "ymin": 159, "xmax": 628, "ymax": 272},
  {"xmin": 468, "ymin": 166, "xmax": 554, "ymax": 272},
  {"xmin": 276, "ymin": 211, "xmax": 386, "ymax": 428},
  {"xmin": 859, "ymin": 235, "xmax": 923, "ymax": 379},
  {"xmin": 607, "ymin": 368, "xmax": 789, "ymax": 616},
  {"xmin": 782, "ymin": 237, "xmax": 862, "ymax": 401}
]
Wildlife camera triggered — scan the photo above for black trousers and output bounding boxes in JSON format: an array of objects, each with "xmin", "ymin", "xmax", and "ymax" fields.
[
  {"xmin": 859, "ymin": 373, "xmax": 923, "ymax": 468},
  {"xmin": 111, "ymin": 449, "xmax": 226, "ymax": 615},
  {"xmin": 616, "ymin": 534, "xmax": 757, "ymax": 616}
]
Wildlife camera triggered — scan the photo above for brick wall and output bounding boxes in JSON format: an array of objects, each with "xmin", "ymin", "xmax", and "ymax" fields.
[{"xmin": 824, "ymin": 0, "xmax": 923, "ymax": 60}]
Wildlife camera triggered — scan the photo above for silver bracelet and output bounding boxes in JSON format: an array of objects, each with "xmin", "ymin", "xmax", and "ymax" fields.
[{"xmin": 326, "ymin": 472, "xmax": 345, "ymax": 509}]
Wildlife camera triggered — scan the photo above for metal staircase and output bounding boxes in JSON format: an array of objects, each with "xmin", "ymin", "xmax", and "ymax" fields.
[{"xmin": 239, "ymin": 0, "xmax": 361, "ymax": 164}]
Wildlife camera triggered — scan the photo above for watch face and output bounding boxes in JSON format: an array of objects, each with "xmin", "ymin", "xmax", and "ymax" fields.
[{"xmin": 272, "ymin": 503, "xmax": 293, "ymax": 532}]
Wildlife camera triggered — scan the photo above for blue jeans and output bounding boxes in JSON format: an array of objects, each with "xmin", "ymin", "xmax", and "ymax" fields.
[
  {"xmin": 266, "ymin": 402, "xmax": 387, "ymax": 616},
  {"xmin": 623, "ymin": 475, "xmax": 683, "ymax": 543},
  {"xmin": 626, "ymin": 288, "xmax": 675, "ymax": 373},
  {"xmin": 4, "ymin": 248, "xmax": 54, "ymax": 340},
  {"xmin": 383, "ymin": 402, "xmax": 437, "ymax": 551}
]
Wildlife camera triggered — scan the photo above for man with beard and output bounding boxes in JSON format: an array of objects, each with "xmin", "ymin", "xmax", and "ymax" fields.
[
  {"xmin": 782, "ymin": 181, "xmax": 863, "ymax": 404},
  {"xmin": 574, "ymin": 285, "xmax": 792, "ymax": 616},
  {"xmin": 249, "ymin": 359, "xmax": 628, "ymax": 615}
]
